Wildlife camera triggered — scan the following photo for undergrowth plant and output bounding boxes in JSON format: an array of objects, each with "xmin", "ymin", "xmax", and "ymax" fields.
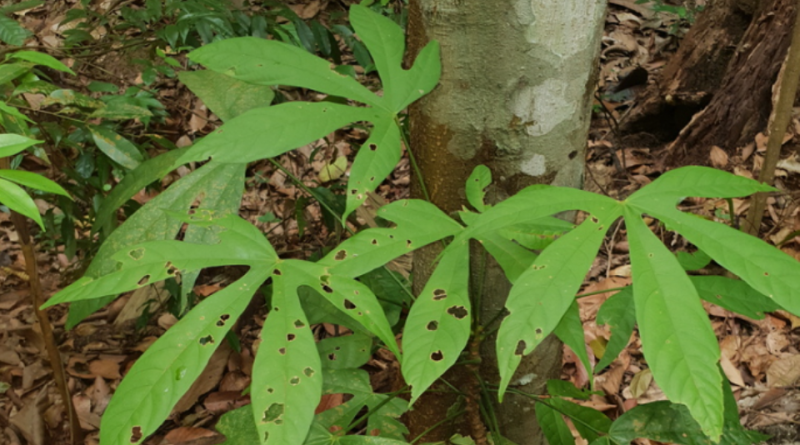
[{"xmin": 42, "ymin": 5, "xmax": 799, "ymax": 445}]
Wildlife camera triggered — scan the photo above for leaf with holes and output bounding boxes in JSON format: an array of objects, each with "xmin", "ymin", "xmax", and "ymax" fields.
[
  {"xmin": 252, "ymin": 268, "xmax": 321, "ymax": 445},
  {"xmin": 496, "ymin": 207, "xmax": 618, "ymax": 398},
  {"xmin": 318, "ymin": 333, "xmax": 373, "ymax": 369},
  {"xmin": 465, "ymin": 165, "xmax": 492, "ymax": 212},
  {"xmin": 65, "ymin": 162, "xmax": 245, "ymax": 328},
  {"xmin": 43, "ymin": 212, "xmax": 273, "ymax": 308},
  {"xmin": 402, "ymin": 242, "xmax": 470, "ymax": 403},
  {"xmin": 282, "ymin": 260, "xmax": 399, "ymax": 359},
  {"xmin": 344, "ymin": 118, "xmax": 401, "ymax": 218},
  {"xmin": 99, "ymin": 271, "xmax": 270, "ymax": 445},
  {"xmin": 320, "ymin": 199, "xmax": 463, "ymax": 278},
  {"xmin": 624, "ymin": 208, "xmax": 723, "ymax": 440}
]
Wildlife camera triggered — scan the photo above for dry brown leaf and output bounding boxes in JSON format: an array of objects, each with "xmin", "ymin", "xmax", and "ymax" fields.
[
  {"xmin": 709, "ymin": 145, "xmax": 729, "ymax": 168},
  {"xmin": 766, "ymin": 355, "xmax": 800, "ymax": 388},
  {"xmin": 720, "ymin": 355, "xmax": 745, "ymax": 387},
  {"xmin": 89, "ymin": 357, "xmax": 124, "ymax": 380},
  {"xmin": 630, "ymin": 368, "xmax": 653, "ymax": 398},
  {"xmin": 163, "ymin": 426, "xmax": 220, "ymax": 445}
]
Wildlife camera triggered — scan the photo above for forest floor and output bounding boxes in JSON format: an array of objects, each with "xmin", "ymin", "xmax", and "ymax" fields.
[{"xmin": 1, "ymin": 1, "xmax": 800, "ymax": 444}]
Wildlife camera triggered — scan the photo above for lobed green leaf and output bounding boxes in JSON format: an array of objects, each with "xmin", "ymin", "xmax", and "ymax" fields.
[
  {"xmin": 594, "ymin": 286, "xmax": 635, "ymax": 371},
  {"xmin": 179, "ymin": 70, "xmax": 275, "ymax": 122},
  {"xmin": 344, "ymin": 118, "xmax": 401, "ymax": 218}
]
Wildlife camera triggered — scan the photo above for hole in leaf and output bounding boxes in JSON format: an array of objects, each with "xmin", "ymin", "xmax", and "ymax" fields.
[
  {"xmin": 165, "ymin": 262, "xmax": 178, "ymax": 275},
  {"xmin": 764, "ymin": 272, "xmax": 769, "ymax": 276},
  {"xmin": 535, "ymin": 327, "xmax": 543, "ymax": 337},
  {"xmin": 216, "ymin": 314, "xmax": 230, "ymax": 327},
  {"xmin": 304, "ymin": 367, "xmax": 314, "ymax": 377},
  {"xmin": 335, "ymin": 250, "xmax": 347, "ymax": 260},
  {"xmin": 351, "ymin": 189, "xmax": 358, "ymax": 195},
  {"xmin": 515, "ymin": 340, "xmax": 527, "ymax": 356},
  {"xmin": 591, "ymin": 216, "xmax": 599, "ymax": 223},
  {"xmin": 328, "ymin": 353, "xmax": 337, "ymax": 361},
  {"xmin": 267, "ymin": 387, "xmax": 274, "ymax": 393},
  {"xmin": 138, "ymin": 275, "xmax": 150, "ymax": 286},
  {"xmin": 447, "ymin": 306, "xmax": 468, "ymax": 319},
  {"xmin": 406, "ymin": 240, "xmax": 412, "ymax": 248},
  {"xmin": 199, "ymin": 335, "xmax": 214, "ymax": 346},
  {"xmin": 294, "ymin": 319, "xmax": 305, "ymax": 328},
  {"xmin": 568, "ymin": 150, "xmax": 578, "ymax": 159},
  {"xmin": 290, "ymin": 376, "xmax": 300, "ymax": 385},
  {"xmin": 344, "ymin": 299, "xmax": 356, "ymax": 310},
  {"xmin": 427, "ymin": 321, "xmax": 439, "ymax": 331},
  {"xmin": 371, "ymin": 239, "xmax": 378, "ymax": 245},
  {"xmin": 369, "ymin": 143, "xmax": 377, "ymax": 151},
  {"xmin": 433, "ymin": 289, "xmax": 447, "ymax": 301},
  {"xmin": 278, "ymin": 347, "xmax": 286, "ymax": 355},
  {"xmin": 130, "ymin": 426, "xmax": 143, "ymax": 443},
  {"xmin": 430, "ymin": 350, "xmax": 444, "ymax": 361},
  {"xmin": 287, "ymin": 333, "xmax": 296, "ymax": 341},
  {"xmin": 273, "ymin": 269, "xmax": 282, "ymax": 275},
  {"xmin": 129, "ymin": 248, "xmax": 144, "ymax": 260},
  {"xmin": 264, "ymin": 432, "xmax": 269, "ymax": 442},
  {"xmin": 322, "ymin": 284, "xmax": 334, "ymax": 293},
  {"xmin": 262, "ymin": 403, "xmax": 284, "ymax": 423}
]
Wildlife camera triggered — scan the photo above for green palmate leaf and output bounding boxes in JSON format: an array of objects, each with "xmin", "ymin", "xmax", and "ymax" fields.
[
  {"xmin": 349, "ymin": 4, "xmax": 441, "ymax": 112},
  {"xmin": 403, "ymin": 242, "xmax": 470, "ymax": 404},
  {"xmin": 187, "ymin": 37, "xmax": 380, "ymax": 108},
  {"xmin": 623, "ymin": 208, "xmax": 723, "ymax": 440},
  {"xmin": 690, "ymin": 275, "xmax": 780, "ymax": 319},
  {"xmin": 179, "ymin": 70, "xmax": 275, "ymax": 122},
  {"xmin": 0, "ymin": 169, "xmax": 70, "ymax": 197},
  {"xmin": 315, "ymin": 369, "xmax": 408, "ymax": 440},
  {"xmin": 0, "ymin": 133, "xmax": 39, "ymax": 157},
  {"xmin": 9, "ymin": 51, "xmax": 75, "ymax": 74},
  {"xmin": 535, "ymin": 403, "xmax": 575, "ymax": 445},
  {"xmin": 465, "ymin": 165, "xmax": 491, "ymax": 212},
  {"xmin": 65, "ymin": 162, "xmax": 245, "ymax": 328},
  {"xmin": 344, "ymin": 118, "xmax": 401, "ymax": 218},
  {"xmin": 44, "ymin": 213, "xmax": 277, "ymax": 308},
  {"xmin": 318, "ymin": 333, "xmax": 373, "ymax": 369},
  {"xmin": 252, "ymin": 267, "xmax": 321, "ymax": 445},
  {"xmin": 496, "ymin": 207, "xmax": 618, "ymax": 397},
  {"xmin": 99, "ymin": 270, "xmax": 271, "ymax": 445},
  {"xmin": 554, "ymin": 300, "xmax": 593, "ymax": 381},
  {"xmin": 594, "ymin": 286, "xmax": 635, "ymax": 371},
  {"xmin": 0, "ymin": 177, "xmax": 44, "ymax": 228},
  {"xmin": 88, "ymin": 125, "xmax": 145, "ymax": 170},
  {"xmin": 0, "ymin": 15, "xmax": 32, "ymax": 46},
  {"xmin": 281, "ymin": 260, "xmax": 399, "ymax": 359},
  {"xmin": 92, "ymin": 147, "xmax": 190, "ymax": 236},
  {"xmin": 176, "ymin": 102, "xmax": 379, "ymax": 166},
  {"xmin": 357, "ymin": 267, "xmax": 410, "ymax": 328},
  {"xmin": 321, "ymin": 199, "xmax": 463, "ymax": 278}
]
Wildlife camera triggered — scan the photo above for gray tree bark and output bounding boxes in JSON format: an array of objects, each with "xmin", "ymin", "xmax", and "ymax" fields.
[{"xmin": 405, "ymin": 1, "xmax": 607, "ymax": 444}]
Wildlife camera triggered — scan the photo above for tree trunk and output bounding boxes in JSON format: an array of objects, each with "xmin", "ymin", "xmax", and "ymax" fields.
[
  {"xmin": 620, "ymin": 0, "xmax": 796, "ymax": 168},
  {"xmin": 404, "ymin": 1, "xmax": 607, "ymax": 443}
]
